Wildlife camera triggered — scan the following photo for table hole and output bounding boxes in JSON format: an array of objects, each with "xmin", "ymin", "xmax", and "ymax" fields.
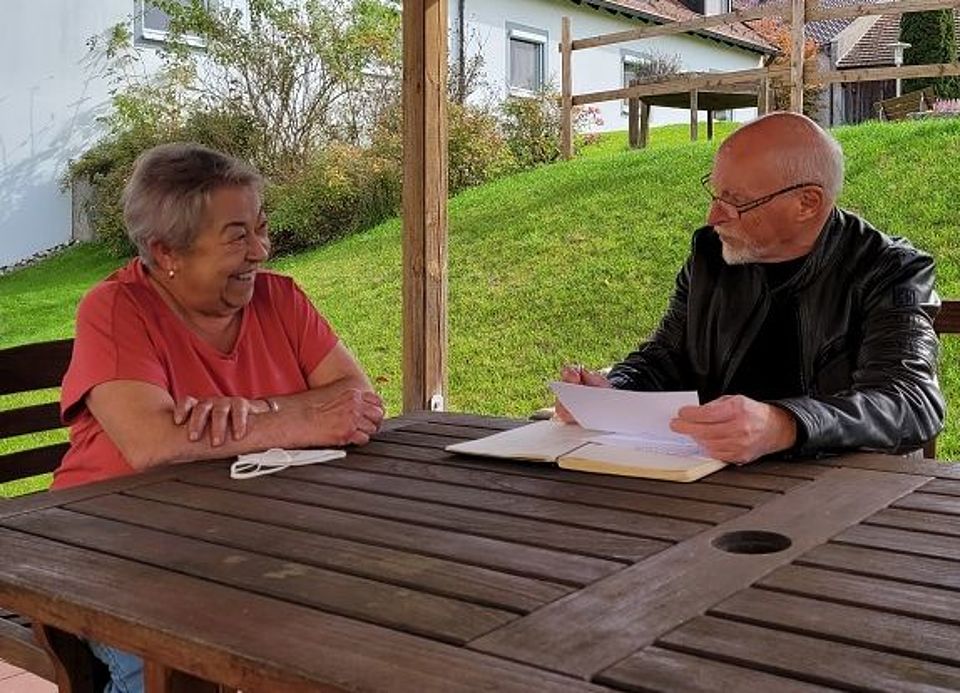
[{"xmin": 712, "ymin": 530, "xmax": 791, "ymax": 555}]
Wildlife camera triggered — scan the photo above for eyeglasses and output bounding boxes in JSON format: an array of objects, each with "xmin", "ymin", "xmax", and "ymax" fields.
[{"xmin": 700, "ymin": 173, "xmax": 822, "ymax": 217}]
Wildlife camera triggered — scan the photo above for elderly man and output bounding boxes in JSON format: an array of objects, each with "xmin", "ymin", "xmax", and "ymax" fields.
[{"xmin": 560, "ymin": 111, "xmax": 944, "ymax": 463}]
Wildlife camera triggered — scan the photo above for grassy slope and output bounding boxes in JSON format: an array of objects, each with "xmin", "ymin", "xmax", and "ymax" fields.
[{"xmin": 1, "ymin": 120, "xmax": 958, "ymax": 494}]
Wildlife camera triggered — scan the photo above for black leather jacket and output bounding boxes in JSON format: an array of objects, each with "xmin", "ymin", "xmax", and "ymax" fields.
[{"xmin": 607, "ymin": 208, "xmax": 945, "ymax": 455}]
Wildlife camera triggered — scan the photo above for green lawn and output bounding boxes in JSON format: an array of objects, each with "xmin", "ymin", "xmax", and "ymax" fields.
[{"xmin": 3, "ymin": 119, "xmax": 959, "ymax": 496}]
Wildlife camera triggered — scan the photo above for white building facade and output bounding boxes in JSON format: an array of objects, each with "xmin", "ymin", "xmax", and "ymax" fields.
[
  {"xmin": 0, "ymin": 0, "xmax": 768, "ymax": 268},
  {"xmin": 454, "ymin": 0, "xmax": 769, "ymax": 131}
]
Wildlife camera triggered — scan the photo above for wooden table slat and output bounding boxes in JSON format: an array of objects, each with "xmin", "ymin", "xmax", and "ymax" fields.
[
  {"xmin": 595, "ymin": 645, "xmax": 836, "ymax": 692},
  {"xmin": 659, "ymin": 615, "xmax": 960, "ymax": 691},
  {"xmin": 355, "ymin": 441, "xmax": 791, "ymax": 503},
  {"xmin": 125, "ymin": 481, "xmax": 627, "ymax": 585},
  {"xmin": 0, "ymin": 529, "xmax": 600, "ymax": 693},
  {"xmin": 758, "ymin": 564, "xmax": 960, "ymax": 625},
  {"xmin": 892, "ymin": 490, "xmax": 960, "ymax": 516},
  {"xmin": 833, "ymin": 523, "xmax": 960, "ymax": 561},
  {"xmin": 5, "ymin": 508, "xmax": 517, "ymax": 645},
  {"xmin": 471, "ymin": 467, "xmax": 927, "ymax": 678},
  {"xmin": 796, "ymin": 543, "xmax": 960, "ymax": 590},
  {"xmin": 866, "ymin": 507, "xmax": 960, "ymax": 537},
  {"xmin": 711, "ymin": 587, "xmax": 960, "ymax": 665},
  {"xmin": 180, "ymin": 472, "xmax": 674, "ymax": 560},
  {"xmin": 67, "ymin": 493, "xmax": 572, "ymax": 613},
  {"xmin": 817, "ymin": 452, "xmax": 960, "ymax": 479},
  {"xmin": 298, "ymin": 456, "xmax": 745, "ymax": 525},
  {"xmin": 393, "ymin": 411, "xmax": 526, "ymax": 431},
  {"xmin": 922, "ymin": 478, "xmax": 960, "ymax": 497}
]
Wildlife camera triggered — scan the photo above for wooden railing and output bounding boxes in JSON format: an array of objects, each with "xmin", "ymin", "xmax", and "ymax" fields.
[{"xmin": 560, "ymin": 0, "xmax": 960, "ymax": 157}]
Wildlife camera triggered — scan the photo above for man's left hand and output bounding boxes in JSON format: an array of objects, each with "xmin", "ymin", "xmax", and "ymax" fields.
[{"xmin": 669, "ymin": 395, "xmax": 797, "ymax": 464}]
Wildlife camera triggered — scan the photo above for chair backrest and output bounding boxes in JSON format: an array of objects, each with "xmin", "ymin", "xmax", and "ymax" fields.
[
  {"xmin": 0, "ymin": 339, "xmax": 74, "ymax": 485},
  {"xmin": 876, "ymin": 87, "xmax": 936, "ymax": 121},
  {"xmin": 923, "ymin": 300, "xmax": 960, "ymax": 458}
]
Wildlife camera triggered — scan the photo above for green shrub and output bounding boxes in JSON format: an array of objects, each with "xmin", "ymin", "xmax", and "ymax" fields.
[
  {"xmin": 500, "ymin": 88, "xmax": 603, "ymax": 169},
  {"xmin": 447, "ymin": 103, "xmax": 516, "ymax": 194},
  {"xmin": 266, "ymin": 144, "xmax": 401, "ymax": 255},
  {"xmin": 64, "ymin": 108, "xmax": 263, "ymax": 258}
]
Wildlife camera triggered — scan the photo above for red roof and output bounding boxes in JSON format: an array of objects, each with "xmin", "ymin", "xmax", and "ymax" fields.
[{"xmin": 572, "ymin": 0, "xmax": 777, "ymax": 54}]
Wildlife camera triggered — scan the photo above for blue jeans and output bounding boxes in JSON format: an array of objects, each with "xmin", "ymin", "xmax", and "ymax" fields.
[{"xmin": 87, "ymin": 640, "xmax": 144, "ymax": 693}]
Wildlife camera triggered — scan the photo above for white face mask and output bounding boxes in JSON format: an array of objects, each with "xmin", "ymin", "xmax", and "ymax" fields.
[{"xmin": 229, "ymin": 448, "xmax": 346, "ymax": 480}]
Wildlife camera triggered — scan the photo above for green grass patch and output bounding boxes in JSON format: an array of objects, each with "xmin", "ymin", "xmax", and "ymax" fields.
[{"xmin": 2, "ymin": 119, "xmax": 959, "ymax": 497}]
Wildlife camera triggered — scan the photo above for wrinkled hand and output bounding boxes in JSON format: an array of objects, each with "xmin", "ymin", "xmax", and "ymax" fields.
[
  {"xmin": 174, "ymin": 396, "xmax": 272, "ymax": 447},
  {"xmin": 554, "ymin": 364, "xmax": 611, "ymax": 424},
  {"xmin": 312, "ymin": 389, "xmax": 385, "ymax": 446},
  {"xmin": 668, "ymin": 395, "xmax": 797, "ymax": 464}
]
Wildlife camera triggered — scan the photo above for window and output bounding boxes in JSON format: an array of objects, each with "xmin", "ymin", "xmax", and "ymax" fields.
[
  {"xmin": 507, "ymin": 24, "xmax": 547, "ymax": 94},
  {"xmin": 622, "ymin": 52, "xmax": 647, "ymax": 110},
  {"xmin": 136, "ymin": 0, "xmax": 210, "ymax": 44}
]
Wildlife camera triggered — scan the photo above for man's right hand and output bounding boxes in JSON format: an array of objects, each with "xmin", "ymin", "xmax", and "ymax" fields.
[{"xmin": 555, "ymin": 364, "xmax": 611, "ymax": 423}]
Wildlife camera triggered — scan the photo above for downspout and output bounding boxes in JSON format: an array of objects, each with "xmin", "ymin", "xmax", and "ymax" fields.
[{"xmin": 457, "ymin": 0, "xmax": 466, "ymax": 103}]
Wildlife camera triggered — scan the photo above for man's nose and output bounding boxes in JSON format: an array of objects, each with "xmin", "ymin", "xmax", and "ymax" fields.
[{"xmin": 707, "ymin": 199, "xmax": 737, "ymax": 226}]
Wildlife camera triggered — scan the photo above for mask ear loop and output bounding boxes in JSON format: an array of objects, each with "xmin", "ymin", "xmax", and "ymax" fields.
[{"xmin": 230, "ymin": 449, "xmax": 347, "ymax": 480}]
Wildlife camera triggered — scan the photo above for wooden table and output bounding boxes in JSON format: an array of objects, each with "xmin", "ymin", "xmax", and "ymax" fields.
[{"xmin": 1, "ymin": 411, "xmax": 959, "ymax": 692}]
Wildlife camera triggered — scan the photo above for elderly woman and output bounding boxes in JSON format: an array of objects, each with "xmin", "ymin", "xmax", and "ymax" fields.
[
  {"xmin": 55, "ymin": 143, "xmax": 384, "ymax": 689},
  {"xmin": 55, "ymin": 143, "xmax": 384, "ymax": 490}
]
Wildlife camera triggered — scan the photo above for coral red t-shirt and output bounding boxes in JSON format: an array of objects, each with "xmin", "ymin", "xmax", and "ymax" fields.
[{"xmin": 54, "ymin": 259, "xmax": 339, "ymax": 489}]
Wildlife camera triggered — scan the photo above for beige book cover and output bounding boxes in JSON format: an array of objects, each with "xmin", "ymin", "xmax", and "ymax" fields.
[{"xmin": 446, "ymin": 421, "xmax": 726, "ymax": 482}]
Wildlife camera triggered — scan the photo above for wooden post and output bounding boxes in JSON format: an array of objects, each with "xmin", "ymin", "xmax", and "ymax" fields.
[
  {"xmin": 561, "ymin": 16, "xmax": 573, "ymax": 159},
  {"xmin": 757, "ymin": 76, "xmax": 769, "ymax": 114},
  {"xmin": 639, "ymin": 100, "xmax": 650, "ymax": 148},
  {"xmin": 628, "ymin": 79, "xmax": 639, "ymax": 148},
  {"xmin": 790, "ymin": 0, "xmax": 805, "ymax": 113},
  {"xmin": 402, "ymin": 0, "xmax": 448, "ymax": 413},
  {"xmin": 689, "ymin": 89, "xmax": 699, "ymax": 141},
  {"xmin": 707, "ymin": 110, "xmax": 714, "ymax": 140}
]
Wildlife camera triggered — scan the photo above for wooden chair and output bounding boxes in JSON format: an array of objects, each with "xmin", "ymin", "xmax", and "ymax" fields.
[
  {"xmin": 875, "ymin": 87, "xmax": 936, "ymax": 121},
  {"xmin": 0, "ymin": 338, "xmax": 108, "ymax": 689},
  {"xmin": 0, "ymin": 338, "xmax": 73, "ymax": 487},
  {"xmin": 924, "ymin": 299, "xmax": 960, "ymax": 458}
]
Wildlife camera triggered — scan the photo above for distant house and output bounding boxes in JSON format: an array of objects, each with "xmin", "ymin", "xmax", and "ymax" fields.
[
  {"xmin": 0, "ymin": 0, "xmax": 771, "ymax": 268},
  {"xmin": 458, "ymin": 0, "xmax": 773, "ymax": 131},
  {"xmin": 755, "ymin": 0, "xmax": 960, "ymax": 125}
]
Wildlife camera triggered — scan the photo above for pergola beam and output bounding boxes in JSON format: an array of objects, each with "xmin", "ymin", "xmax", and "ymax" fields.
[{"xmin": 402, "ymin": 0, "xmax": 448, "ymax": 412}]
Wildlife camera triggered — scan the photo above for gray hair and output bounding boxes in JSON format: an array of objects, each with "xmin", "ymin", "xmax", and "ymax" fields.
[
  {"xmin": 778, "ymin": 125, "xmax": 845, "ymax": 203},
  {"xmin": 122, "ymin": 143, "xmax": 263, "ymax": 266}
]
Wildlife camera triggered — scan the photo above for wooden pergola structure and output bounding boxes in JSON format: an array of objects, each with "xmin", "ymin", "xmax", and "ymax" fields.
[{"xmin": 402, "ymin": 0, "xmax": 448, "ymax": 413}]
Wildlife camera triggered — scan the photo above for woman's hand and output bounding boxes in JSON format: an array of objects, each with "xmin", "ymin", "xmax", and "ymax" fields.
[
  {"xmin": 310, "ymin": 389, "xmax": 385, "ymax": 446},
  {"xmin": 174, "ymin": 396, "xmax": 272, "ymax": 447}
]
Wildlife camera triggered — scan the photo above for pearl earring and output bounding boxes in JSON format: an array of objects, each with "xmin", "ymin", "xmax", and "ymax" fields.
[{"xmin": 168, "ymin": 268, "xmax": 175, "ymax": 279}]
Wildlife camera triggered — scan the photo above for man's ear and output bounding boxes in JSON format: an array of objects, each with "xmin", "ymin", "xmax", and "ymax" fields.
[{"xmin": 796, "ymin": 186, "xmax": 827, "ymax": 222}]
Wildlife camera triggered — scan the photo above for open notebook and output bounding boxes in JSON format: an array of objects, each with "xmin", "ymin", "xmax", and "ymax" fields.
[{"xmin": 446, "ymin": 420, "xmax": 727, "ymax": 482}]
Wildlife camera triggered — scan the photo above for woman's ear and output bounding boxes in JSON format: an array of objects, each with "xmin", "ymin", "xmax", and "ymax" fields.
[{"xmin": 148, "ymin": 240, "xmax": 178, "ymax": 277}]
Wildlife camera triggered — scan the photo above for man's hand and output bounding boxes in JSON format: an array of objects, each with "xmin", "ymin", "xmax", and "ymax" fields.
[
  {"xmin": 310, "ymin": 389, "xmax": 385, "ymax": 447},
  {"xmin": 669, "ymin": 395, "xmax": 797, "ymax": 464},
  {"xmin": 554, "ymin": 364, "xmax": 611, "ymax": 424},
  {"xmin": 174, "ymin": 396, "xmax": 272, "ymax": 447}
]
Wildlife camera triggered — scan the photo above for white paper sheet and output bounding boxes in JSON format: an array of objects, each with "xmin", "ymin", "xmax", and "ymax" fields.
[{"xmin": 549, "ymin": 381, "xmax": 700, "ymax": 448}]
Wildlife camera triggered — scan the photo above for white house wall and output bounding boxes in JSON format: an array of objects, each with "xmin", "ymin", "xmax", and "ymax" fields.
[
  {"xmin": 0, "ymin": 2, "xmax": 159, "ymax": 268},
  {"xmin": 454, "ymin": 0, "xmax": 763, "ymax": 131}
]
